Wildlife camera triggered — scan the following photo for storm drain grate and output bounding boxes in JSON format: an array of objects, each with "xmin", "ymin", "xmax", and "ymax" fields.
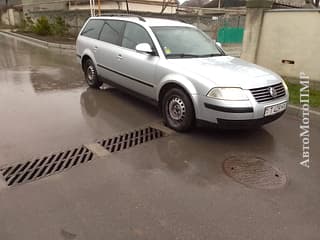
[
  {"xmin": 0, "ymin": 146, "xmax": 93, "ymax": 187},
  {"xmin": 223, "ymin": 155, "xmax": 287, "ymax": 189},
  {"xmin": 0, "ymin": 126, "xmax": 167, "ymax": 187},
  {"xmin": 97, "ymin": 127, "xmax": 164, "ymax": 153}
]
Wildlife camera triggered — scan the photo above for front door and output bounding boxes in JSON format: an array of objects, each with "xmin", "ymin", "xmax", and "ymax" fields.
[{"xmin": 116, "ymin": 22, "xmax": 159, "ymax": 99}]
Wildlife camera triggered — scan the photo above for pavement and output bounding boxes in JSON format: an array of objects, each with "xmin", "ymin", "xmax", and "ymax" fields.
[
  {"xmin": 0, "ymin": 34, "xmax": 320, "ymax": 240},
  {"xmin": 221, "ymin": 44, "xmax": 242, "ymax": 58}
]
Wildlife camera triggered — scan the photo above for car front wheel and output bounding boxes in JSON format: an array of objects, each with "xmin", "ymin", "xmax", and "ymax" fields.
[{"xmin": 162, "ymin": 88, "xmax": 195, "ymax": 132}]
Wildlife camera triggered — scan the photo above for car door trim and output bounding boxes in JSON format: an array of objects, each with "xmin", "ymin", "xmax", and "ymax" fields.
[{"xmin": 97, "ymin": 63, "xmax": 154, "ymax": 88}]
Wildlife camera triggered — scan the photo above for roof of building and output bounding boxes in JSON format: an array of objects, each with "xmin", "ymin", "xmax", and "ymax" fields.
[
  {"xmin": 273, "ymin": 0, "xmax": 306, "ymax": 8},
  {"xmin": 202, "ymin": 0, "xmax": 246, "ymax": 8}
]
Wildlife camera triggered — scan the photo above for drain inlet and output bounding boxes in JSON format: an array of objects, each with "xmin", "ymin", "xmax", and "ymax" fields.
[
  {"xmin": 0, "ymin": 145, "xmax": 93, "ymax": 187},
  {"xmin": 97, "ymin": 127, "xmax": 164, "ymax": 153}
]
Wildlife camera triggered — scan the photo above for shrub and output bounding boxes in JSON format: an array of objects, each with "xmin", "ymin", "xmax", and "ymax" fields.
[
  {"xmin": 19, "ymin": 14, "xmax": 34, "ymax": 32},
  {"xmin": 33, "ymin": 16, "xmax": 52, "ymax": 36},
  {"xmin": 51, "ymin": 16, "xmax": 68, "ymax": 36}
]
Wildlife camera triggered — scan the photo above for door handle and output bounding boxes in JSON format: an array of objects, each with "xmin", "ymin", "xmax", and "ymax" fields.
[{"xmin": 117, "ymin": 54, "xmax": 123, "ymax": 60}]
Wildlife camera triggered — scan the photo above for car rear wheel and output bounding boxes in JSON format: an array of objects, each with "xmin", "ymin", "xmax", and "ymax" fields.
[
  {"xmin": 162, "ymin": 88, "xmax": 195, "ymax": 132},
  {"xmin": 84, "ymin": 59, "xmax": 103, "ymax": 89}
]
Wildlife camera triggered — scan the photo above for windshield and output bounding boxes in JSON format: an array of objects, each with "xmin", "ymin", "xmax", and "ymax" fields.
[{"xmin": 151, "ymin": 26, "xmax": 224, "ymax": 59}]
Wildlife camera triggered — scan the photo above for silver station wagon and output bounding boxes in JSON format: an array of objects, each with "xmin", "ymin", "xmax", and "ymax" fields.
[{"xmin": 76, "ymin": 14, "xmax": 289, "ymax": 132}]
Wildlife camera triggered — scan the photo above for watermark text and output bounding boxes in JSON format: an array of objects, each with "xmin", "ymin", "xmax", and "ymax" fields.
[{"xmin": 299, "ymin": 72, "xmax": 310, "ymax": 168}]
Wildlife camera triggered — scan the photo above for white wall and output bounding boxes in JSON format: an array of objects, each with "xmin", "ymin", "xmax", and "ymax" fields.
[{"xmin": 255, "ymin": 10, "xmax": 320, "ymax": 82}]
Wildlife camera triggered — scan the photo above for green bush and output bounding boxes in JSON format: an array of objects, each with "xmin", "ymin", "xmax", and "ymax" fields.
[
  {"xmin": 20, "ymin": 15, "xmax": 70, "ymax": 36},
  {"xmin": 19, "ymin": 14, "xmax": 34, "ymax": 32},
  {"xmin": 33, "ymin": 16, "xmax": 52, "ymax": 36},
  {"xmin": 51, "ymin": 17, "xmax": 68, "ymax": 36}
]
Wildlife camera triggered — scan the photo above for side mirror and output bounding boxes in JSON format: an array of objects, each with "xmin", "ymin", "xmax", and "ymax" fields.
[
  {"xmin": 216, "ymin": 42, "xmax": 222, "ymax": 49},
  {"xmin": 135, "ymin": 43, "xmax": 154, "ymax": 54}
]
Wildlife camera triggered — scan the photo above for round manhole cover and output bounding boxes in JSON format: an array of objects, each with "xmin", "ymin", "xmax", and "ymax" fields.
[{"xmin": 223, "ymin": 156, "xmax": 287, "ymax": 189}]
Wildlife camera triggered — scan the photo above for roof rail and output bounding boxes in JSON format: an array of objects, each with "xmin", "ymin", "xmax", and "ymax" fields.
[{"xmin": 99, "ymin": 13, "xmax": 146, "ymax": 22}]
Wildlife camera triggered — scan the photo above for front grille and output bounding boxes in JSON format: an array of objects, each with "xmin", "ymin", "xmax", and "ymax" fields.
[{"xmin": 250, "ymin": 83, "xmax": 286, "ymax": 103}]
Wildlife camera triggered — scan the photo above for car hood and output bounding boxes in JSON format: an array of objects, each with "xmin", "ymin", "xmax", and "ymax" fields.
[{"xmin": 168, "ymin": 56, "xmax": 282, "ymax": 89}]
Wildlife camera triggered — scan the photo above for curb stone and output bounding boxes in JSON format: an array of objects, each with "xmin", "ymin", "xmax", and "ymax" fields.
[
  {"xmin": 287, "ymin": 104, "xmax": 320, "ymax": 126},
  {"xmin": 0, "ymin": 30, "xmax": 75, "ymax": 51}
]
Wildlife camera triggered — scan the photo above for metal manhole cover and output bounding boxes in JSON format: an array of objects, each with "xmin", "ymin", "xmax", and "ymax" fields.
[{"xmin": 223, "ymin": 156, "xmax": 287, "ymax": 189}]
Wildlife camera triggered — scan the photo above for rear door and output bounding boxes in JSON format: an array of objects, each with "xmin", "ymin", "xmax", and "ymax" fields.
[
  {"xmin": 77, "ymin": 19, "xmax": 104, "ymax": 64},
  {"xmin": 117, "ymin": 22, "xmax": 159, "ymax": 99},
  {"xmin": 95, "ymin": 20, "xmax": 126, "ymax": 84}
]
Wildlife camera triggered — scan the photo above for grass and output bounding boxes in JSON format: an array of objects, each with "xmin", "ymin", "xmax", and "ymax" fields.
[{"xmin": 286, "ymin": 81, "xmax": 320, "ymax": 109}]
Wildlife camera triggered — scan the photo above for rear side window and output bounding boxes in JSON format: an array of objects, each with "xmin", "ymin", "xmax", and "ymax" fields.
[
  {"xmin": 81, "ymin": 19, "xmax": 104, "ymax": 39},
  {"xmin": 121, "ymin": 22, "xmax": 154, "ymax": 50},
  {"xmin": 99, "ymin": 20, "xmax": 124, "ymax": 45}
]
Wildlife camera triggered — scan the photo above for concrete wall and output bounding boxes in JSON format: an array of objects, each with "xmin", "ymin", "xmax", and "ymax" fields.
[
  {"xmin": 255, "ymin": 9, "xmax": 320, "ymax": 82},
  {"xmin": 1, "ymin": 8, "xmax": 21, "ymax": 26},
  {"xmin": 22, "ymin": 0, "xmax": 67, "ymax": 13},
  {"xmin": 26, "ymin": 10, "xmax": 245, "ymax": 38}
]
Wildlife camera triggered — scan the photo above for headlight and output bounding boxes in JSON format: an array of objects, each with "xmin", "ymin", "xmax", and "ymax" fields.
[
  {"xmin": 281, "ymin": 79, "xmax": 288, "ymax": 91},
  {"xmin": 207, "ymin": 87, "xmax": 249, "ymax": 101}
]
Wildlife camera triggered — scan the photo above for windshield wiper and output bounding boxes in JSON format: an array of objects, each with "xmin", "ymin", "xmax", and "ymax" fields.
[
  {"xmin": 166, "ymin": 53, "xmax": 201, "ymax": 59},
  {"xmin": 167, "ymin": 53, "xmax": 223, "ymax": 59},
  {"xmin": 197, "ymin": 53, "xmax": 223, "ymax": 57}
]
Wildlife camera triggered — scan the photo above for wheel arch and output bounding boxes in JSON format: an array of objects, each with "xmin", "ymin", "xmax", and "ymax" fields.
[
  {"xmin": 80, "ymin": 50, "xmax": 97, "ymax": 72},
  {"xmin": 157, "ymin": 79, "xmax": 197, "ymax": 114}
]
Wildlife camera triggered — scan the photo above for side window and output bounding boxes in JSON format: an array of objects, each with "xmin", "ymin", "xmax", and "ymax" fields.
[
  {"xmin": 122, "ymin": 22, "xmax": 154, "ymax": 50},
  {"xmin": 81, "ymin": 19, "xmax": 104, "ymax": 39},
  {"xmin": 99, "ymin": 20, "xmax": 124, "ymax": 45}
]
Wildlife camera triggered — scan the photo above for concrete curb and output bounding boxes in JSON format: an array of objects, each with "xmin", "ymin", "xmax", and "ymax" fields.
[
  {"xmin": 0, "ymin": 30, "xmax": 75, "ymax": 51},
  {"xmin": 287, "ymin": 104, "xmax": 320, "ymax": 125}
]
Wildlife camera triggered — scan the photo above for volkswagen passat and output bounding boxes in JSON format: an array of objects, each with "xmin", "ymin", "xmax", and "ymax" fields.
[{"xmin": 76, "ymin": 15, "xmax": 289, "ymax": 132}]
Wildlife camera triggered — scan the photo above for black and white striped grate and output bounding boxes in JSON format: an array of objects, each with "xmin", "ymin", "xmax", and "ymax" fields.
[
  {"xmin": 0, "ymin": 146, "xmax": 93, "ymax": 187},
  {"xmin": 0, "ymin": 126, "xmax": 165, "ymax": 187},
  {"xmin": 97, "ymin": 127, "xmax": 164, "ymax": 153}
]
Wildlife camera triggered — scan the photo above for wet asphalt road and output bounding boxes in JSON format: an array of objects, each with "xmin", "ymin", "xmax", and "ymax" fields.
[{"xmin": 0, "ymin": 34, "xmax": 319, "ymax": 240}]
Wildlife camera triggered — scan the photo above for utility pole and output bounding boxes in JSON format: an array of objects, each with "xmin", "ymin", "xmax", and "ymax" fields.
[
  {"xmin": 125, "ymin": 0, "xmax": 129, "ymax": 13},
  {"xmin": 98, "ymin": 0, "xmax": 101, "ymax": 16},
  {"xmin": 89, "ymin": 0, "xmax": 96, "ymax": 16}
]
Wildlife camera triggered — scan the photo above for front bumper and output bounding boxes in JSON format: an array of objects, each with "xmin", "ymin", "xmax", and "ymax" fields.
[{"xmin": 193, "ymin": 92, "xmax": 288, "ymax": 127}]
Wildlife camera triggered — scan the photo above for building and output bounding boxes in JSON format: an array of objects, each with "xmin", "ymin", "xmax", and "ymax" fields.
[
  {"xmin": 69, "ymin": 0, "xmax": 178, "ymax": 14},
  {"xmin": 21, "ymin": 0, "xmax": 178, "ymax": 14}
]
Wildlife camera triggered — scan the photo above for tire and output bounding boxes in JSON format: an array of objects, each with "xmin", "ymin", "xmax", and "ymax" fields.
[
  {"xmin": 162, "ymin": 88, "xmax": 195, "ymax": 132},
  {"xmin": 84, "ymin": 59, "xmax": 103, "ymax": 89}
]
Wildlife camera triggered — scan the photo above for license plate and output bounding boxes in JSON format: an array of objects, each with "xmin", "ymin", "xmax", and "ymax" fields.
[{"xmin": 264, "ymin": 102, "xmax": 287, "ymax": 116}]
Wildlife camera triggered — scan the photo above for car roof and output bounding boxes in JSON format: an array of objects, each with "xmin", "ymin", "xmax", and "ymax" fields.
[{"xmin": 89, "ymin": 16, "xmax": 194, "ymax": 28}]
